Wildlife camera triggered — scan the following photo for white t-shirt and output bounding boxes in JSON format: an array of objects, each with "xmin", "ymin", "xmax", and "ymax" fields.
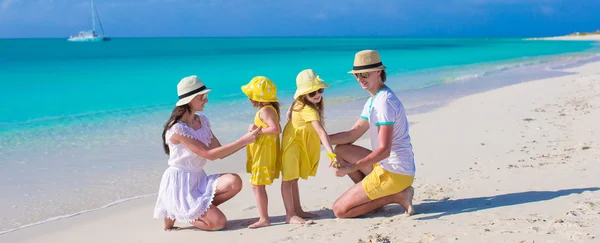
[{"xmin": 360, "ymin": 88, "xmax": 415, "ymax": 176}]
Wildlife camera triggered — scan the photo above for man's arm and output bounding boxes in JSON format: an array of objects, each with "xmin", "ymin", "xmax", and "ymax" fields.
[
  {"xmin": 335, "ymin": 124, "xmax": 393, "ymax": 176},
  {"xmin": 329, "ymin": 118, "xmax": 369, "ymax": 145}
]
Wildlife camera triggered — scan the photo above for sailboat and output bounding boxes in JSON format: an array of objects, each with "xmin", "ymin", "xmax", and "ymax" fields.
[{"xmin": 68, "ymin": 0, "xmax": 109, "ymax": 42}]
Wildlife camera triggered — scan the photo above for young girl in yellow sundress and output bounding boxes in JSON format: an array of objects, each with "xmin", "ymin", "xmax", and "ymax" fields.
[
  {"xmin": 280, "ymin": 69, "xmax": 337, "ymax": 225},
  {"xmin": 241, "ymin": 76, "xmax": 282, "ymax": 229}
]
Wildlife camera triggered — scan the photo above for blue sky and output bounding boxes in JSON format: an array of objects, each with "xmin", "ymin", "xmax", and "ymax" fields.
[{"xmin": 0, "ymin": 0, "xmax": 599, "ymax": 38}]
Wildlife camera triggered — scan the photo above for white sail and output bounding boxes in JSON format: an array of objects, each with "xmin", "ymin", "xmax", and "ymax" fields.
[{"xmin": 91, "ymin": 0, "xmax": 96, "ymax": 34}]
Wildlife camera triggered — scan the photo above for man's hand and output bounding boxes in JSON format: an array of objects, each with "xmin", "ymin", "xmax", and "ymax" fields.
[{"xmin": 334, "ymin": 161, "xmax": 355, "ymax": 177}]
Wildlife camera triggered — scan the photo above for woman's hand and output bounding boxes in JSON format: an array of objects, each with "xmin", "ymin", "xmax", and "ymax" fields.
[
  {"xmin": 241, "ymin": 126, "xmax": 261, "ymax": 145},
  {"xmin": 248, "ymin": 124, "xmax": 258, "ymax": 132}
]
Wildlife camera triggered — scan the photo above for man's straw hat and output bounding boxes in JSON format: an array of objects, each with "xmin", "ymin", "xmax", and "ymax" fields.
[{"xmin": 348, "ymin": 50, "xmax": 386, "ymax": 74}]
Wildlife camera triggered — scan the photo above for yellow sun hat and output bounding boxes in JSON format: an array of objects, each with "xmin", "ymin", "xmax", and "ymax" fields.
[
  {"xmin": 241, "ymin": 76, "xmax": 278, "ymax": 102},
  {"xmin": 294, "ymin": 69, "xmax": 330, "ymax": 100}
]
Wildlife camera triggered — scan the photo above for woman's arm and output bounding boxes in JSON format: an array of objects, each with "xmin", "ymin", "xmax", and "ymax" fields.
[
  {"xmin": 335, "ymin": 124, "xmax": 393, "ymax": 176},
  {"xmin": 208, "ymin": 129, "xmax": 245, "ymax": 159},
  {"xmin": 328, "ymin": 118, "xmax": 370, "ymax": 145},
  {"xmin": 171, "ymin": 127, "xmax": 260, "ymax": 160},
  {"xmin": 209, "ymin": 131, "xmax": 223, "ymax": 148}
]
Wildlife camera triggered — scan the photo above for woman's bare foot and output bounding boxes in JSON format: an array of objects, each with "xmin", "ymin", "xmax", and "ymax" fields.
[
  {"xmin": 285, "ymin": 215, "xmax": 314, "ymax": 225},
  {"xmin": 395, "ymin": 186, "xmax": 416, "ymax": 216},
  {"xmin": 248, "ymin": 218, "xmax": 271, "ymax": 229},
  {"xmin": 296, "ymin": 211, "xmax": 320, "ymax": 219},
  {"xmin": 163, "ymin": 218, "xmax": 180, "ymax": 231}
]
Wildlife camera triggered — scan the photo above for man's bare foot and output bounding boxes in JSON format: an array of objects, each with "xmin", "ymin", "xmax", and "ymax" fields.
[
  {"xmin": 285, "ymin": 215, "xmax": 314, "ymax": 225},
  {"xmin": 248, "ymin": 218, "xmax": 271, "ymax": 229},
  {"xmin": 395, "ymin": 186, "xmax": 416, "ymax": 216},
  {"xmin": 163, "ymin": 218, "xmax": 180, "ymax": 231},
  {"xmin": 296, "ymin": 211, "xmax": 320, "ymax": 219}
]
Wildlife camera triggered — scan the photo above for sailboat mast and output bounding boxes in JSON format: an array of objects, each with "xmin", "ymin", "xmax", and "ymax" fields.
[
  {"xmin": 94, "ymin": 1, "xmax": 106, "ymax": 36},
  {"xmin": 91, "ymin": 0, "xmax": 96, "ymax": 33}
]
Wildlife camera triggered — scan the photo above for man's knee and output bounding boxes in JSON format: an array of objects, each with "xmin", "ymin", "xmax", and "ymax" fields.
[
  {"xmin": 333, "ymin": 144, "xmax": 351, "ymax": 155},
  {"xmin": 332, "ymin": 201, "xmax": 349, "ymax": 219}
]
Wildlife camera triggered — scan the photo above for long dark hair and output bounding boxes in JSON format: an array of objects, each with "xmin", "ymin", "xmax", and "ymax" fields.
[
  {"xmin": 162, "ymin": 104, "xmax": 191, "ymax": 155},
  {"xmin": 294, "ymin": 95, "xmax": 325, "ymax": 124},
  {"xmin": 251, "ymin": 100, "xmax": 281, "ymax": 119}
]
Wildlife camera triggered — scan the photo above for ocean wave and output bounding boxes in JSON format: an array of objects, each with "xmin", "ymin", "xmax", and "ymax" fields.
[
  {"xmin": 0, "ymin": 102, "xmax": 172, "ymax": 131},
  {"xmin": 434, "ymin": 53, "xmax": 596, "ymax": 84},
  {"xmin": 547, "ymin": 52, "xmax": 600, "ymax": 71}
]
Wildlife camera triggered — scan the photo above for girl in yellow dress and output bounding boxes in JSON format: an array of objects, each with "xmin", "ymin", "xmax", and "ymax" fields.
[
  {"xmin": 241, "ymin": 76, "xmax": 282, "ymax": 229},
  {"xmin": 281, "ymin": 69, "xmax": 337, "ymax": 224}
]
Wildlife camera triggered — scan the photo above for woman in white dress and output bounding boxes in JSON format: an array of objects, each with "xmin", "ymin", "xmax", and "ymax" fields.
[{"xmin": 154, "ymin": 75, "xmax": 261, "ymax": 231}]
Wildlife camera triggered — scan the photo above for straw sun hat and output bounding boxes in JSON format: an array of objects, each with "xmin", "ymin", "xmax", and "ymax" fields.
[
  {"xmin": 175, "ymin": 75, "xmax": 212, "ymax": 106},
  {"xmin": 241, "ymin": 76, "xmax": 278, "ymax": 102},
  {"xmin": 348, "ymin": 50, "xmax": 387, "ymax": 74},
  {"xmin": 294, "ymin": 69, "xmax": 330, "ymax": 100}
]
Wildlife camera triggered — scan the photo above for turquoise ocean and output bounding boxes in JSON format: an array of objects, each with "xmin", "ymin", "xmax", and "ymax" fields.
[{"xmin": 0, "ymin": 37, "xmax": 599, "ymax": 233}]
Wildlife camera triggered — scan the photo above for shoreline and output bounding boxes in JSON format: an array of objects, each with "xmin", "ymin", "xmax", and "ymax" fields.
[
  {"xmin": 2, "ymin": 52, "xmax": 599, "ymax": 236},
  {"xmin": 527, "ymin": 34, "xmax": 600, "ymax": 41},
  {"xmin": 2, "ymin": 59, "xmax": 599, "ymax": 242}
]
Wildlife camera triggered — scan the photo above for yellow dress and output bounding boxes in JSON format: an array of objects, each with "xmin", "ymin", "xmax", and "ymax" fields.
[
  {"xmin": 246, "ymin": 106, "xmax": 281, "ymax": 186},
  {"xmin": 281, "ymin": 103, "xmax": 321, "ymax": 181}
]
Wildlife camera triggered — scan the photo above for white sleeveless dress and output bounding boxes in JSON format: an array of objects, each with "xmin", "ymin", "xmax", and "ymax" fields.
[{"xmin": 153, "ymin": 114, "xmax": 220, "ymax": 223}]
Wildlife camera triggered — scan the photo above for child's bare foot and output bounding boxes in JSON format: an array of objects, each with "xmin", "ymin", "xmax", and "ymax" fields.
[
  {"xmin": 394, "ymin": 186, "xmax": 416, "ymax": 216},
  {"xmin": 163, "ymin": 218, "xmax": 180, "ymax": 231},
  {"xmin": 296, "ymin": 211, "xmax": 320, "ymax": 219},
  {"xmin": 248, "ymin": 218, "xmax": 271, "ymax": 229},
  {"xmin": 285, "ymin": 215, "xmax": 314, "ymax": 225}
]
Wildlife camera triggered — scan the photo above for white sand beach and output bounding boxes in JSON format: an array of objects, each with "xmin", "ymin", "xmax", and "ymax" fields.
[
  {"xmin": 1, "ymin": 61, "xmax": 599, "ymax": 243},
  {"xmin": 529, "ymin": 34, "xmax": 600, "ymax": 41}
]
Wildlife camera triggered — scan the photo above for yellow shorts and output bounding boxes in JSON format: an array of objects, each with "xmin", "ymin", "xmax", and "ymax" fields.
[{"xmin": 362, "ymin": 164, "xmax": 414, "ymax": 200}]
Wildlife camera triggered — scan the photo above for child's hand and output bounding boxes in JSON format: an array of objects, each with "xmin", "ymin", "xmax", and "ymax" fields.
[
  {"xmin": 286, "ymin": 101, "xmax": 295, "ymax": 121},
  {"xmin": 327, "ymin": 153, "xmax": 339, "ymax": 168},
  {"xmin": 286, "ymin": 109, "xmax": 292, "ymax": 121},
  {"xmin": 329, "ymin": 158, "xmax": 339, "ymax": 168}
]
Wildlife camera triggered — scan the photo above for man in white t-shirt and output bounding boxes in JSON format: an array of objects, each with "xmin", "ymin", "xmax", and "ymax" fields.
[{"xmin": 329, "ymin": 50, "xmax": 416, "ymax": 218}]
